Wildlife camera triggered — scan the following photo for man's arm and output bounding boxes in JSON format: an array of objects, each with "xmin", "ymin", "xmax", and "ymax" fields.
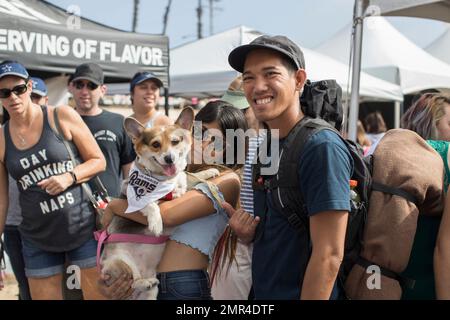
[
  {"xmin": 297, "ymin": 130, "xmax": 352, "ymax": 299},
  {"xmin": 121, "ymin": 162, "xmax": 132, "ymax": 179},
  {"xmin": 300, "ymin": 210, "xmax": 348, "ymax": 300}
]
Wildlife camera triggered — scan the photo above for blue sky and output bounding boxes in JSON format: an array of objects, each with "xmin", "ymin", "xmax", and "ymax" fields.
[{"xmin": 46, "ymin": 0, "xmax": 447, "ymax": 49}]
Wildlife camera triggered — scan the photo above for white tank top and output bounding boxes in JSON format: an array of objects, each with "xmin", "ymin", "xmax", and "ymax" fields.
[{"xmin": 145, "ymin": 111, "xmax": 163, "ymax": 128}]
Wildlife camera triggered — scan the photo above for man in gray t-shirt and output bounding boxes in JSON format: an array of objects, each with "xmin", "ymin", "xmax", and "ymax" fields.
[{"xmin": 68, "ymin": 63, "xmax": 135, "ymax": 197}]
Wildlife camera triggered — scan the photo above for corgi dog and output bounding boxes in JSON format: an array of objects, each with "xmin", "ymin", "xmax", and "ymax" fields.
[{"xmin": 98, "ymin": 107, "xmax": 218, "ymax": 300}]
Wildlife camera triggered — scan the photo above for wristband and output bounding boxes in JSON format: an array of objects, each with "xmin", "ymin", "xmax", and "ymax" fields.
[{"xmin": 68, "ymin": 171, "xmax": 77, "ymax": 186}]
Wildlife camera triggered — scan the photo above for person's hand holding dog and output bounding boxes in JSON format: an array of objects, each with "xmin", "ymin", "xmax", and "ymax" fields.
[
  {"xmin": 97, "ymin": 273, "xmax": 134, "ymax": 300},
  {"xmin": 222, "ymin": 202, "xmax": 260, "ymax": 244}
]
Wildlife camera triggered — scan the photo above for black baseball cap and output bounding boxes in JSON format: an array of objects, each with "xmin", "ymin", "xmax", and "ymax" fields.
[
  {"xmin": 72, "ymin": 63, "xmax": 104, "ymax": 85},
  {"xmin": 228, "ymin": 35, "xmax": 305, "ymax": 73}
]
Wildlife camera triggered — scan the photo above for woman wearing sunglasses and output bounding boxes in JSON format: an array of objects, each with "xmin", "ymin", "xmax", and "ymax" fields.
[{"xmin": 0, "ymin": 61, "xmax": 106, "ymax": 299}]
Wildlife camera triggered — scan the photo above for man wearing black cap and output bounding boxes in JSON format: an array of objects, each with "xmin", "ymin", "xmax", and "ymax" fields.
[
  {"xmin": 224, "ymin": 35, "xmax": 353, "ymax": 299},
  {"xmin": 69, "ymin": 63, "xmax": 135, "ymax": 198}
]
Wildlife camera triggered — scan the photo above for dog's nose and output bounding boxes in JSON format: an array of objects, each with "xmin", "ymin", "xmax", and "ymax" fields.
[{"xmin": 164, "ymin": 155, "xmax": 174, "ymax": 164}]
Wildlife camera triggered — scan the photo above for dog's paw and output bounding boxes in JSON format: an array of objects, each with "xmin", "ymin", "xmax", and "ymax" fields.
[
  {"xmin": 147, "ymin": 215, "xmax": 163, "ymax": 236},
  {"xmin": 142, "ymin": 203, "xmax": 163, "ymax": 236},
  {"xmin": 172, "ymin": 184, "xmax": 186, "ymax": 199},
  {"xmin": 132, "ymin": 278, "xmax": 159, "ymax": 291}
]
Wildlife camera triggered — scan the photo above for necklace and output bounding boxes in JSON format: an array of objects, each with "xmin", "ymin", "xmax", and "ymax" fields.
[
  {"xmin": 17, "ymin": 133, "xmax": 26, "ymax": 146},
  {"xmin": 14, "ymin": 110, "xmax": 37, "ymax": 147}
]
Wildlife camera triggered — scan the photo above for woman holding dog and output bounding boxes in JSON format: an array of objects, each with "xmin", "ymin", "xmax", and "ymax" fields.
[
  {"xmin": 99, "ymin": 100, "xmax": 247, "ymax": 300},
  {"xmin": 0, "ymin": 61, "xmax": 106, "ymax": 299}
]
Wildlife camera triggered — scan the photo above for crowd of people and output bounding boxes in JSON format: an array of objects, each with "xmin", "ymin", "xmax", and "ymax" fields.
[{"xmin": 1, "ymin": 33, "xmax": 450, "ymax": 300}]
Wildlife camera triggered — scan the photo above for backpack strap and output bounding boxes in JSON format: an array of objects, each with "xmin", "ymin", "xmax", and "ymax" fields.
[
  {"xmin": 371, "ymin": 182, "xmax": 419, "ymax": 206},
  {"xmin": 280, "ymin": 118, "xmax": 336, "ymax": 228},
  {"xmin": 263, "ymin": 117, "xmax": 337, "ymax": 230},
  {"xmin": 356, "ymin": 256, "xmax": 416, "ymax": 290}
]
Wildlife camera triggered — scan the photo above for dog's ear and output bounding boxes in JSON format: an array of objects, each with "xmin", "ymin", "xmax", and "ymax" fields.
[
  {"xmin": 175, "ymin": 107, "xmax": 195, "ymax": 131},
  {"xmin": 124, "ymin": 117, "xmax": 145, "ymax": 140}
]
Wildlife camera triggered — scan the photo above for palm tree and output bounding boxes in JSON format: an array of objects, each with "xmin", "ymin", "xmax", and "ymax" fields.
[
  {"xmin": 162, "ymin": 0, "xmax": 173, "ymax": 35},
  {"xmin": 132, "ymin": 0, "xmax": 139, "ymax": 32},
  {"xmin": 197, "ymin": 0, "xmax": 203, "ymax": 39}
]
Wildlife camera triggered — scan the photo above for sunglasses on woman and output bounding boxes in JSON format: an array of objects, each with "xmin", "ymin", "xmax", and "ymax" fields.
[
  {"xmin": 0, "ymin": 82, "xmax": 28, "ymax": 99},
  {"xmin": 73, "ymin": 81, "xmax": 99, "ymax": 90},
  {"xmin": 193, "ymin": 125, "xmax": 223, "ymax": 144}
]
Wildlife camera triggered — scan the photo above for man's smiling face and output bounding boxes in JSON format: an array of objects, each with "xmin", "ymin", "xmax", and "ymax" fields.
[{"xmin": 242, "ymin": 48, "xmax": 298, "ymax": 123}]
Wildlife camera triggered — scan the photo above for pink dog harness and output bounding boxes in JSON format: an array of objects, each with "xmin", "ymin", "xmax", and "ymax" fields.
[
  {"xmin": 94, "ymin": 230, "xmax": 169, "ymax": 273},
  {"xmin": 94, "ymin": 184, "xmax": 174, "ymax": 273}
]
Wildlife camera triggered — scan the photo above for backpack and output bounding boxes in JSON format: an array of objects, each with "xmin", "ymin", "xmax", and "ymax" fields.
[
  {"xmin": 300, "ymin": 79, "xmax": 344, "ymax": 131},
  {"xmin": 252, "ymin": 80, "xmax": 418, "ymax": 297}
]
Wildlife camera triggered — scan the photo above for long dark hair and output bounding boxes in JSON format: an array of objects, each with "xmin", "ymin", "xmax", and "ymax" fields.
[
  {"xmin": 193, "ymin": 100, "xmax": 248, "ymax": 171},
  {"xmin": 193, "ymin": 100, "xmax": 248, "ymax": 285}
]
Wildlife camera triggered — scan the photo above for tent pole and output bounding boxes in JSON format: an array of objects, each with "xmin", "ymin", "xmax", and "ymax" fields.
[
  {"xmin": 348, "ymin": 0, "xmax": 366, "ymax": 141},
  {"xmin": 394, "ymin": 101, "xmax": 401, "ymax": 128},
  {"xmin": 164, "ymin": 88, "xmax": 169, "ymax": 117}
]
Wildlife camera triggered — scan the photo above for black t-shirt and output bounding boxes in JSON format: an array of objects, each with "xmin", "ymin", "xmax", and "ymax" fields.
[
  {"xmin": 4, "ymin": 106, "xmax": 95, "ymax": 252},
  {"xmin": 81, "ymin": 110, "xmax": 135, "ymax": 197}
]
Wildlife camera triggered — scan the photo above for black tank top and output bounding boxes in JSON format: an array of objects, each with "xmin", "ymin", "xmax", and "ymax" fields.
[{"xmin": 4, "ymin": 106, "xmax": 95, "ymax": 252}]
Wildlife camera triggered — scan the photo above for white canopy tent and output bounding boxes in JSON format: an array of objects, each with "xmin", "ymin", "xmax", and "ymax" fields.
[
  {"xmin": 170, "ymin": 26, "xmax": 261, "ymax": 97},
  {"xmin": 426, "ymin": 26, "xmax": 450, "ymax": 64},
  {"xmin": 301, "ymin": 49, "xmax": 403, "ymax": 102},
  {"xmin": 316, "ymin": 16, "xmax": 450, "ymax": 95},
  {"xmin": 170, "ymin": 26, "xmax": 403, "ymax": 102},
  {"xmin": 368, "ymin": 0, "xmax": 450, "ymax": 22},
  {"xmin": 340, "ymin": 0, "xmax": 450, "ymax": 141}
]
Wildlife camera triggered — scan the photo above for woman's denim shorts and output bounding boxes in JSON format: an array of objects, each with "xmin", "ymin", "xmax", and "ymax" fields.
[
  {"xmin": 157, "ymin": 269, "xmax": 212, "ymax": 300},
  {"xmin": 21, "ymin": 236, "xmax": 97, "ymax": 278}
]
